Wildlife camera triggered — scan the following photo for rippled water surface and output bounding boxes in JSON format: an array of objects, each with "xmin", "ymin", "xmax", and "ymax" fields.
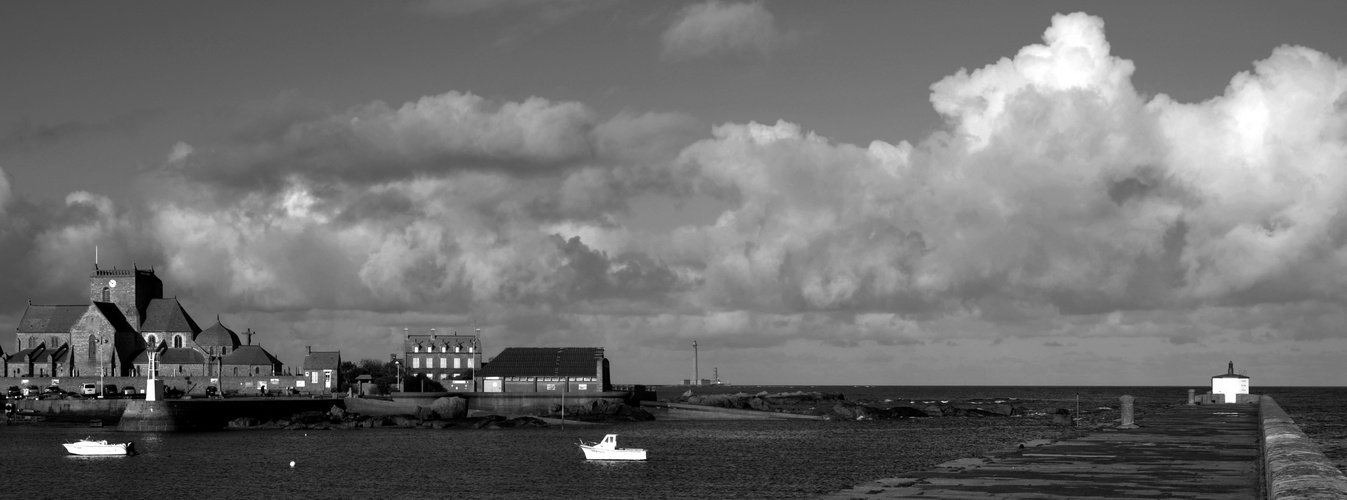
[{"xmin": 4, "ymin": 385, "xmax": 1342, "ymax": 499}]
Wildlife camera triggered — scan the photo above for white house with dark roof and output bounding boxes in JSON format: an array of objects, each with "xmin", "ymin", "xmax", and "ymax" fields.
[
  {"xmin": 477, "ymin": 347, "xmax": 610, "ymax": 394},
  {"xmin": 300, "ymin": 347, "xmax": 341, "ymax": 394}
]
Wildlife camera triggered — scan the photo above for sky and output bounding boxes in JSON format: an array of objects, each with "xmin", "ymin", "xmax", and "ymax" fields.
[{"xmin": 2, "ymin": 1, "xmax": 1346, "ymax": 386}]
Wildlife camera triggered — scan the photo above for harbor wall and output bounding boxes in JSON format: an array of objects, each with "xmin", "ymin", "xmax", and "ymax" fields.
[
  {"xmin": 1259, "ymin": 396, "xmax": 1347, "ymax": 499},
  {"xmin": 117, "ymin": 398, "xmax": 343, "ymax": 432},
  {"xmin": 639, "ymin": 401, "xmax": 827, "ymax": 420},
  {"xmin": 345, "ymin": 391, "xmax": 635, "ymax": 416}
]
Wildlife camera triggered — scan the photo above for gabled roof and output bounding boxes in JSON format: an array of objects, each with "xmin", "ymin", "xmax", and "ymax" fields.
[
  {"xmin": 140, "ymin": 299, "xmax": 201, "ymax": 334},
  {"xmin": 91, "ymin": 302, "xmax": 137, "ymax": 333},
  {"xmin": 12, "ymin": 347, "xmax": 42, "ymax": 360},
  {"xmin": 477, "ymin": 347, "xmax": 604, "ymax": 378},
  {"xmin": 31, "ymin": 345, "xmax": 66, "ymax": 363},
  {"xmin": 157, "ymin": 348, "xmax": 206, "ymax": 365},
  {"xmin": 302, "ymin": 351, "xmax": 341, "ymax": 371},
  {"xmin": 17, "ymin": 305, "xmax": 87, "ymax": 333},
  {"xmin": 221, "ymin": 345, "xmax": 281, "ymax": 367},
  {"xmin": 195, "ymin": 319, "xmax": 240, "ymax": 348}
]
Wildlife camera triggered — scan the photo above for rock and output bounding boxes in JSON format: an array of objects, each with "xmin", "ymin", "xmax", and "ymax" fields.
[
  {"xmin": 1050, "ymin": 409, "xmax": 1074, "ymax": 426},
  {"xmin": 293, "ymin": 411, "xmax": 330, "ymax": 425},
  {"xmin": 415, "ymin": 407, "xmax": 440, "ymax": 421},
  {"xmin": 748, "ymin": 397, "xmax": 772, "ymax": 411},
  {"xmin": 887, "ymin": 406, "xmax": 928, "ymax": 418},
  {"xmin": 390, "ymin": 415, "xmax": 421, "ymax": 428},
  {"xmin": 329, "ymin": 405, "xmax": 345, "ymax": 419},
  {"xmin": 681, "ymin": 389, "xmax": 693, "ymax": 399},
  {"xmin": 833, "ymin": 403, "xmax": 881, "ymax": 420},
  {"xmin": 510, "ymin": 416, "xmax": 549, "ymax": 428},
  {"xmin": 988, "ymin": 404, "xmax": 1015, "ymax": 417},
  {"xmin": 430, "ymin": 420, "xmax": 455, "ymax": 429},
  {"xmin": 227, "ymin": 417, "xmax": 260, "ymax": 428}
]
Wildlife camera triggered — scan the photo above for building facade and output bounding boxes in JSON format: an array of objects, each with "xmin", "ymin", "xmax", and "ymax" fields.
[
  {"xmin": 402, "ymin": 328, "xmax": 481, "ymax": 390},
  {"xmin": 477, "ymin": 347, "xmax": 610, "ymax": 394},
  {"xmin": 11, "ymin": 264, "xmax": 285, "ymax": 379}
]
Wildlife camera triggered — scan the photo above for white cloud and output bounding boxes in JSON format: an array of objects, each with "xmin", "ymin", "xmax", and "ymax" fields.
[{"xmin": 661, "ymin": 1, "xmax": 795, "ymax": 61}]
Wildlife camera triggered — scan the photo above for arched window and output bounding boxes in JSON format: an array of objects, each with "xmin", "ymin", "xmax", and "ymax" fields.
[
  {"xmin": 173, "ymin": 335, "xmax": 183, "ymax": 348},
  {"xmin": 28, "ymin": 337, "xmax": 35, "ymax": 349},
  {"xmin": 102, "ymin": 287, "xmax": 110, "ymax": 302},
  {"xmin": 51, "ymin": 336, "xmax": 59, "ymax": 348},
  {"xmin": 147, "ymin": 334, "xmax": 158, "ymax": 347},
  {"xmin": 88, "ymin": 335, "xmax": 97, "ymax": 362},
  {"xmin": 232, "ymin": 367, "xmax": 238, "ymax": 376},
  {"xmin": 254, "ymin": 367, "xmax": 260, "ymax": 375}
]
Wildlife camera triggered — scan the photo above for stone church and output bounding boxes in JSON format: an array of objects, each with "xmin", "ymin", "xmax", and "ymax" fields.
[{"xmin": 6, "ymin": 264, "xmax": 282, "ymax": 378}]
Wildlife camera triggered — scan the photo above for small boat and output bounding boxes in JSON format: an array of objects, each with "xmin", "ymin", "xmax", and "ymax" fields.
[
  {"xmin": 578, "ymin": 434, "xmax": 647, "ymax": 461},
  {"xmin": 63, "ymin": 438, "xmax": 136, "ymax": 456}
]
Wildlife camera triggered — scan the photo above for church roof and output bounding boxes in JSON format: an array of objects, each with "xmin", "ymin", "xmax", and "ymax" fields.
[
  {"xmin": 157, "ymin": 348, "xmax": 206, "ymax": 365},
  {"xmin": 141, "ymin": 299, "xmax": 201, "ymax": 334},
  {"xmin": 221, "ymin": 345, "xmax": 281, "ymax": 367},
  {"xmin": 91, "ymin": 302, "xmax": 138, "ymax": 333},
  {"xmin": 302, "ymin": 351, "xmax": 341, "ymax": 371},
  {"xmin": 477, "ymin": 347, "xmax": 604, "ymax": 378},
  {"xmin": 195, "ymin": 319, "xmax": 241, "ymax": 348},
  {"xmin": 17, "ymin": 304, "xmax": 86, "ymax": 333}
]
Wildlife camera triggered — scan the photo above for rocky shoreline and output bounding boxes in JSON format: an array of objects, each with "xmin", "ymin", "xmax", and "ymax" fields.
[{"xmin": 226, "ymin": 398, "xmax": 656, "ymax": 431}]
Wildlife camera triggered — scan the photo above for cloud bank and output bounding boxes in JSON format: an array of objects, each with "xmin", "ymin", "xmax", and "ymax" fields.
[
  {"xmin": 5, "ymin": 12, "xmax": 1346, "ymax": 382},
  {"xmin": 661, "ymin": 1, "xmax": 795, "ymax": 61}
]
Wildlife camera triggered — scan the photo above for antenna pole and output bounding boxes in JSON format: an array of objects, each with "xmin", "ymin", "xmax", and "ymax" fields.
[{"xmin": 693, "ymin": 340, "xmax": 699, "ymax": 386}]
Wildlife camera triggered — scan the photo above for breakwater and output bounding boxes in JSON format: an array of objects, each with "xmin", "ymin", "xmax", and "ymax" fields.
[{"xmin": 1260, "ymin": 396, "xmax": 1347, "ymax": 499}]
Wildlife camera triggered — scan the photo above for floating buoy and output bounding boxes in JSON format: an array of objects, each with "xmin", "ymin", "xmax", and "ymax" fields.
[{"xmin": 290, "ymin": 461, "xmax": 295, "ymax": 468}]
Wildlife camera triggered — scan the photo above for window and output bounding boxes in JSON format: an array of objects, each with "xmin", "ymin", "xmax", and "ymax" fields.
[
  {"xmin": 148, "ymin": 334, "xmax": 157, "ymax": 347},
  {"xmin": 102, "ymin": 287, "xmax": 109, "ymax": 302},
  {"xmin": 439, "ymin": 357, "xmax": 447, "ymax": 369},
  {"xmin": 311, "ymin": 372, "xmax": 320, "ymax": 383},
  {"xmin": 233, "ymin": 367, "xmax": 238, "ymax": 376},
  {"xmin": 88, "ymin": 335, "xmax": 97, "ymax": 362},
  {"xmin": 468, "ymin": 358, "xmax": 475, "ymax": 368},
  {"xmin": 28, "ymin": 337, "xmax": 36, "ymax": 349},
  {"xmin": 254, "ymin": 367, "xmax": 260, "ymax": 375},
  {"xmin": 454, "ymin": 358, "xmax": 461, "ymax": 369},
  {"xmin": 51, "ymin": 336, "xmax": 59, "ymax": 347},
  {"xmin": 412, "ymin": 357, "xmax": 420, "ymax": 369},
  {"xmin": 414, "ymin": 345, "xmax": 420, "ymax": 353},
  {"xmin": 173, "ymin": 335, "xmax": 183, "ymax": 348}
]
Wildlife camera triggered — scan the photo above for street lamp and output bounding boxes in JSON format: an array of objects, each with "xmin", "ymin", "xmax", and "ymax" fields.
[
  {"xmin": 98, "ymin": 336, "xmax": 109, "ymax": 398},
  {"xmin": 390, "ymin": 354, "xmax": 401, "ymax": 394}
]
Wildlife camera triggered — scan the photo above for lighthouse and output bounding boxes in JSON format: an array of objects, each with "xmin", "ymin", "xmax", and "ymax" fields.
[{"xmin": 1210, "ymin": 361, "xmax": 1250, "ymax": 403}]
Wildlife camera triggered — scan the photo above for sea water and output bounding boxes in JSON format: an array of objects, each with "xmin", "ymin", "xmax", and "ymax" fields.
[{"xmin": 3, "ymin": 386, "xmax": 1342, "ymax": 499}]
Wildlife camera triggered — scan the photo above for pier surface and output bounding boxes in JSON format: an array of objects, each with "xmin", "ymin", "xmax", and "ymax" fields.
[{"xmin": 822, "ymin": 404, "xmax": 1261, "ymax": 499}]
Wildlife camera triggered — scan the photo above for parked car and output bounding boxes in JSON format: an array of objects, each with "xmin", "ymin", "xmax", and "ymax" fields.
[
  {"xmin": 5, "ymin": 386, "xmax": 19, "ymax": 399},
  {"xmin": 82, "ymin": 384, "xmax": 97, "ymax": 396},
  {"xmin": 205, "ymin": 386, "xmax": 221, "ymax": 399},
  {"xmin": 121, "ymin": 387, "xmax": 138, "ymax": 396},
  {"xmin": 44, "ymin": 386, "xmax": 68, "ymax": 398},
  {"xmin": 100, "ymin": 384, "xmax": 119, "ymax": 398},
  {"xmin": 24, "ymin": 385, "xmax": 40, "ymax": 399}
]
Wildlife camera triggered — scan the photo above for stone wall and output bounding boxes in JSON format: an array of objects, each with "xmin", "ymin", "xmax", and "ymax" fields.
[{"xmin": 1260, "ymin": 396, "xmax": 1347, "ymax": 499}]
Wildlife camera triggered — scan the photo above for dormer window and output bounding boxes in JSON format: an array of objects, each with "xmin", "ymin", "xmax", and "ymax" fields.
[{"xmin": 414, "ymin": 344, "xmax": 420, "ymax": 353}]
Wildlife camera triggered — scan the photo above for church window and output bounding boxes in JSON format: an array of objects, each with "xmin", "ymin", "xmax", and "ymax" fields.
[
  {"xmin": 88, "ymin": 335, "xmax": 97, "ymax": 362},
  {"xmin": 174, "ymin": 335, "xmax": 183, "ymax": 348},
  {"xmin": 147, "ymin": 334, "xmax": 158, "ymax": 347},
  {"xmin": 28, "ymin": 337, "xmax": 36, "ymax": 349},
  {"xmin": 254, "ymin": 367, "xmax": 260, "ymax": 375},
  {"xmin": 102, "ymin": 287, "xmax": 109, "ymax": 302},
  {"xmin": 233, "ymin": 367, "xmax": 238, "ymax": 376},
  {"xmin": 51, "ymin": 336, "xmax": 59, "ymax": 348}
]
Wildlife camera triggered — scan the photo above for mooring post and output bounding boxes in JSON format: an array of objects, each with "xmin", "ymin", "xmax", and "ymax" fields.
[
  {"xmin": 1187, "ymin": 389, "xmax": 1195, "ymax": 405},
  {"xmin": 1119, "ymin": 395, "xmax": 1138, "ymax": 429}
]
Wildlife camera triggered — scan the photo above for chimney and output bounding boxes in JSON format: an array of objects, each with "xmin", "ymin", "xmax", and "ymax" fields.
[
  {"xmin": 1228, "ymin": 361, "xmax": 1234, "ymax": 375},
  {"xmin": 306, "ymin": 346, "xmax": 312, "ymax": 355}
]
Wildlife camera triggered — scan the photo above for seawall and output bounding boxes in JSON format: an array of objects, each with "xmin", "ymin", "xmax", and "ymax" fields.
[
  {"xmin": 117, "ymin": 398, "xmax": 343, "ymax": 432},
  {"xmin": 344, "ymin": 391, "xmax": 635, "ymax": 417},
  {"xmin": 1260, "ymin": 396, "xmax": 1347, "ymax": 499},
  {"xmin": 639, "ymin": 401, "xmax": 827, "ymax": 420}
]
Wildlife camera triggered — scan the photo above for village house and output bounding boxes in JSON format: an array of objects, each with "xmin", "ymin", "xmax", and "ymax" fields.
[{"xmin": 477, "ymin": 347, "xmax": 610, "ymax": 394}]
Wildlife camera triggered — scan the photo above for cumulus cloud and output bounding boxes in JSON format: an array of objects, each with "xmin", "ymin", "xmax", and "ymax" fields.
[
  {"xmin": 5, "ymin": 12, "xmax": 1346, "ymax": 382},
  {"xmin": 661, "ymin": 1, "xmax": 795, "ymax": 61}
]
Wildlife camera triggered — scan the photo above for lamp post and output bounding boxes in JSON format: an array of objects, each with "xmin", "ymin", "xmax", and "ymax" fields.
[
  {"xmin": 98, "ymin": 336, "xmax": 109, "ymax": 398},
  {"xmin": 390, "ymin": 355, "xmax": 402, "ymax": 394}
]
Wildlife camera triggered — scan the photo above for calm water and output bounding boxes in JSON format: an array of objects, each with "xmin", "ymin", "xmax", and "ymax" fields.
[{"xmin": 3, "ymin": 386, "xmax": 1342, "ymax": 499}]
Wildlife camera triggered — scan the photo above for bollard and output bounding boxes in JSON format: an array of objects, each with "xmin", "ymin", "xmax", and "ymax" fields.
[
  {"xmin": 1188, "ymin": 389, "xmax": 1195, "ymax": 405},
  {"xmin": 1119, "ymin": 395, "xmax": 1138, "ymax": 429}
]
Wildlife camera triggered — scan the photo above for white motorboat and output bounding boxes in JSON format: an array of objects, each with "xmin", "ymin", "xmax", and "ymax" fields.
[
  {"xmin": 578, "ymin": 434, "xmax": 647, "ymax": 461},
  {"xmin": 63, "ymin": 438, "xmax": 136, "ymax": 456}
]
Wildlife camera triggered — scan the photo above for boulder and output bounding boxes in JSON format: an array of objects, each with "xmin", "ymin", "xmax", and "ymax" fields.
[
  {"xmin": 748, "ymin": 397, "xmax": 772, "ymax": 411},
  {"xmin": 987, "ymin": 404, "xmax": 1015, "ymax": 417},
  {"xmin": 430, "ymin": 396, "xmax": 467, "ymax": 419},
  {"xmin": 414, "ymin": 407, "xmax": 440, "ymax": 421},
  {"xmin": 227, "ymin": 417, "xmax": 260, "ymax": 428},
  {"xmin": 429, "ymin": 420, "xmax": 455, "ymax": 429},
  {"xmin": 887, "ymin": 406, "xmax": 928, "ymax": 418},
  {"xmin": 329, "ymin": 405, "xmax": 345, "ymax": 419},
  {"xmin": 833, "ymin": 403, "xmax": 881, "ymax": 420},
  {"xmin": 390, "ymin": 415, "xmax": 421, "ymax": 428},
  {"xmin": 293, "ymin": 411, "xmax": 330, "ymax": 425},
  {"xmin": 1049, "ymin": 409, "xmax": 1074, "ymax": 426}
]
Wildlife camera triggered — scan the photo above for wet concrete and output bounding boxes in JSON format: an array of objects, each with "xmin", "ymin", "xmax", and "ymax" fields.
[{"xmin": 821, "ymin": 404, "xmax": 1261, "ymax": 499}]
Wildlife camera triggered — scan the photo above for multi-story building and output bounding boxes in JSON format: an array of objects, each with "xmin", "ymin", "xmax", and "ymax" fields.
[
  {"xmin": 402, "ymin": 328, "xmax": 482, "ymax": 390},
  {"xmin": 477, "ymin": 347, "xmax": 610, "ymax": 394}
]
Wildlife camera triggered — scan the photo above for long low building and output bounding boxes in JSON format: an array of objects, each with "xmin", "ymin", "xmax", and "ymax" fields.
[{"xmin": 477, "ymin": 347, "xmax": 610, "ymax": 394}]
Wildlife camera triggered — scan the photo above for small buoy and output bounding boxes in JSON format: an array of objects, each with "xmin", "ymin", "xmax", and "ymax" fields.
[{"xmin": 290, "ymin": 461, "xmax": 295, "ymax": 468}]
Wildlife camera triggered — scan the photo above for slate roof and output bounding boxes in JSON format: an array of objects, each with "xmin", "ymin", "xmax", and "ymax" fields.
[
  {"xmin": 476, "ymin": 347, "xmax": 604, "ymax": 378},
  {"xmin": 157, "ymin": 348, "xmax": 206, "ymax": 364},
  {"xmin": 92, "ymin": 302, "xmax": 138, "ymax": 333},
  {"xmin": 16, "ymin": 305, "xmax": 87, "ymax": 333},
  {"xmin": 302, "ymin": 352, "xmax": 341, "ymax": 371},
  {"xmin": 221, "ymin": 345, "xmax": 281, "ymax": 367},
  {"xmin": 195, "ymin": 320, "xmax": 240, "ymax": 348},
  {"xmin": 140, "ymin": 298, "xmax": 201, "ymax": 333}
]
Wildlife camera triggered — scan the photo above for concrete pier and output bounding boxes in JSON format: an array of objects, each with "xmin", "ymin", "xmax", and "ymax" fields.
[
  {"xmin": 824, "ymin": 403, "xmax": 1261, "ymax": 499},
  {"xmin": 822, "ymin": 396, "xmax": 1347, "ymax": 499}
]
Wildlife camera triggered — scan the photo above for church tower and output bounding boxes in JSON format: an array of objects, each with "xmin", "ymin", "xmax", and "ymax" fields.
[{"xmin": 89, "ymin": 265, "xmax": 163, "ymax": 330}]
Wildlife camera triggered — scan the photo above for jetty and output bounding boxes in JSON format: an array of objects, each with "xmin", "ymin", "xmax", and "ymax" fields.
[{"xmin": 820, "ymin": 395, "xmax": 1347, "ymax": 500}]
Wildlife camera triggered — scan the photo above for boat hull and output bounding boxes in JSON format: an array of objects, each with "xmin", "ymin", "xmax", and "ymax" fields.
[
  {"xmin": 579, "ymin": 446, "xmax": 647, "ymax": 460},
  {"xmin": 63, "ymin": 441, "xmax": 134, "ymax": 456}
]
